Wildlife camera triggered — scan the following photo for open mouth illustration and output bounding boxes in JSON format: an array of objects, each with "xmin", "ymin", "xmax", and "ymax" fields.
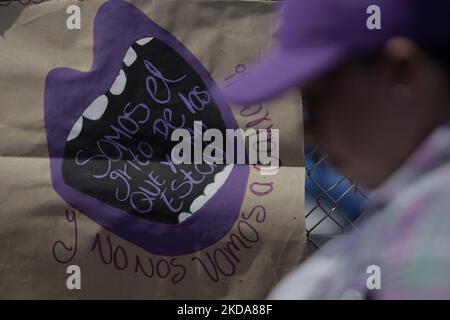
[{"xmin": 44, "ymin": 0, "xmax": 249, "ymax": 256}]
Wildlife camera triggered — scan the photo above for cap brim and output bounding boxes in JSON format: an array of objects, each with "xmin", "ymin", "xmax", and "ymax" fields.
[{"xmin": 221, "ymin": 46, "xmax": 346, "ymax": 105}]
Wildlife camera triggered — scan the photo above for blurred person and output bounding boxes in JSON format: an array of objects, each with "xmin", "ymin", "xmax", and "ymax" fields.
[{"xmin": 222, "ymin": 0, "xmax": 450, "ymax": 299}]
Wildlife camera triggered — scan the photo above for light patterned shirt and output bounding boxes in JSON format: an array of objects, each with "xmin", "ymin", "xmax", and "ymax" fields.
[{"xmin": 269, "ymin": 122, "xmax": 450, "ymax": 299}]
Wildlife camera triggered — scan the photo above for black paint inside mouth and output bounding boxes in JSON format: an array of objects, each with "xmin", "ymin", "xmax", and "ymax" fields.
[{"xmin": 62, "ymin": 38, "xmax": 227, "ymax": 225}]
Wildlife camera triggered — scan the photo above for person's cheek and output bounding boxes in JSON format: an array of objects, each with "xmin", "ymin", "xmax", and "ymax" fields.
[
  {"xmin": 321, "ymin": 106, "xmax": 360, "ymax": 170},
  {"xmin": 315, "ymin": 110, "xmax": 342, "ymax": 158}
]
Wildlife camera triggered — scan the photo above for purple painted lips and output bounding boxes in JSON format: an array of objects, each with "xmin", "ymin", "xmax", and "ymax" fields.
[
  {"xmin": 62, "ymin": 36, "xmax": 233, "ymax": 225},
  {"xmin": 44, "ymin": 0, "xmax": 249, "ymax": 256}
]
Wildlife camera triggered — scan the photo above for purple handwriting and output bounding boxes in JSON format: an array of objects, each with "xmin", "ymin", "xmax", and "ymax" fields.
[
  {"xmin": 57, "ymin": 64, "xmax": 279, "ymax": 283},
  {"xmin": 52, "ymin": 209, "xmax": 78, "ymax": 264},
  {"xmin": 90, "ymin": 233, "xmax": 186, "ymax": 284},
  {"xmin": 192, "ymin": 204, "xmax": 267, "ymax": 281},
  {"xmin": 73, "ymin": 59, "xmax": 215, "ymax": 214}
]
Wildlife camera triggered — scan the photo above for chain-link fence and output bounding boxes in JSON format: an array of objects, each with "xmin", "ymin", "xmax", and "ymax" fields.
[{"xmin": 304, "ymin": 146, "xmax": 372, "ymax": 253}]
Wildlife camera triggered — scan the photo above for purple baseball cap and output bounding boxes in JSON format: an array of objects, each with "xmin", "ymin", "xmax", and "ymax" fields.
[{"xmin": 222, "ymin": 0, "xmax": 450, "ymax": 105}]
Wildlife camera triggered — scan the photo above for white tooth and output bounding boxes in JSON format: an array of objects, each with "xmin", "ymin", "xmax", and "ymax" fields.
[
  {"xmin": 110, "ymin": 69, "xmax": 126, "ymax": 95},
  {"xmin": 67, "ymin": 116, "xmax": 83, "ymax": 141},
  {"xmin": 82, "ymin": 95, "xmax": 108, "ymax": 120},
  {"xmin": 178, "ymin": 212, "xmax": 192, "ymax": 223},
  {"xmin": 214, "ymin": 164, "xmax": 233, "ymax": 186},
  {"xmin": 136, "ymin": 37, "xmax": 153, "ymax": 46},
  {"xmin": 189, "ymin": 195, "xmax": 208, "ymax": 214},
  {"xmin": 203, "ymin": 164, "xmax": 234, "ymax": 197},
  {"xmin": 203, "ymin": 182, "xmax": 220, "ymax": 198},
  {"xmin": 189, "ymin": 165, "xmax": 234, "ymax": 214},
  {"xmin": 123, "ymin": 47, "xmax": 137, "ymax": 67}
]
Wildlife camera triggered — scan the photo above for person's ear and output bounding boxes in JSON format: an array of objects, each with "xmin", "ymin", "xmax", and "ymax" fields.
[
  {"xmin": 383, "ymin": 37, "xmax": 421, "ymax": 105},
  {"xmin": 383, "ymin": 37, "xmax": 423, "ymax": 86}
]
